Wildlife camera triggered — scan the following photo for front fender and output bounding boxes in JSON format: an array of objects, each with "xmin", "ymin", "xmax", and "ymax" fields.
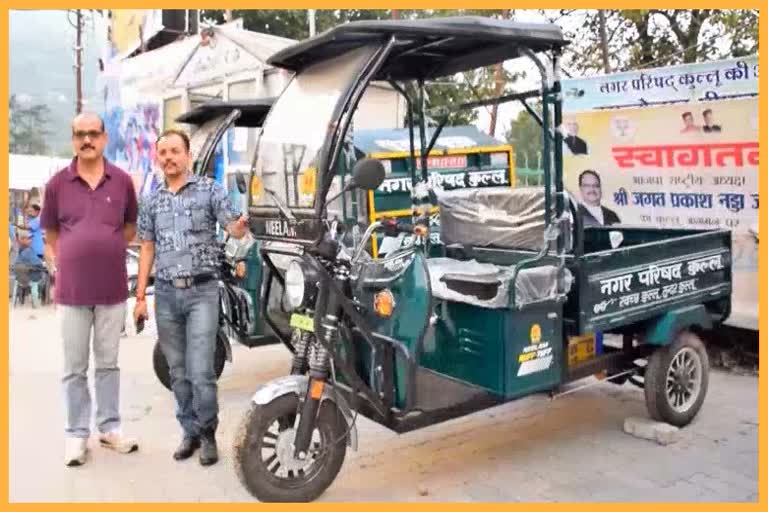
[{"xmin": 251, "ymin": 375, "xmax": 358, "ymax": 451}]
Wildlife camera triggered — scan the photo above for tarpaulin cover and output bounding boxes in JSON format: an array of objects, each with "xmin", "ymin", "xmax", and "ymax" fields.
[
  {"xmin": 427, "ymin": 258, "xmax": 572, "ymax": 308},
  {"xmin": 437, "ymin": 186, "xmax": 548, "ymax": 251}
]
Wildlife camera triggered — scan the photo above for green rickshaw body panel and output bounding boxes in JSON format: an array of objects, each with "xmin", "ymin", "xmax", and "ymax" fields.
[
  {"xmin": 643, "ymin": 304, "xmax": 713, "ymax": 345},
  {"xmin": 420, "ymin": 299, "xmax": 564, "ymax": 399},
  {"xmin": 502, "ymin": 302, "xmax": 564, "ymax": 399},
  {"xmin": 573, "ymin": 227, "xmax": 732, "ymax": 335},
  {"xmin": 352, "ymin": 248, "xmax": 432, "ymax": 408},
  {"xmin": 233, "ymin": 240, "xmax": 270, "ymax": 337},
  {"xmin": 419, "ymin": 302, "xmax": 507, "ymax": 395}
]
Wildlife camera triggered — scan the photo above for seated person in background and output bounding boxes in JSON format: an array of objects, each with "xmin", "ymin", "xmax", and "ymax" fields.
[{"xmin": 15, "ymin": 232, "xmax": 46, "ymax": 307}]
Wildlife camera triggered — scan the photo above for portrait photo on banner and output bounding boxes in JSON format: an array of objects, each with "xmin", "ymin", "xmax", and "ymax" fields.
[{"xmin": 563, "ymin": 96, "xmax": 758, "ymax": 234}]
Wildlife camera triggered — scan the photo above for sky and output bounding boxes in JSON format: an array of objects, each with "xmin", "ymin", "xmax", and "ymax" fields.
[
  {"xmin": 8, "ymin": 9, "xmax": 581, "ymax": 152},
  {"xmin": 9, "ymin": 9, "xmax": 107, "ymax": 155}
]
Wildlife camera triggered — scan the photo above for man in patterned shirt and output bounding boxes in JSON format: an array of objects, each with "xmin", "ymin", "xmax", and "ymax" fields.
[{"xmin": 133, "ymin": 129, "xmax": 247, "ymax": 466}]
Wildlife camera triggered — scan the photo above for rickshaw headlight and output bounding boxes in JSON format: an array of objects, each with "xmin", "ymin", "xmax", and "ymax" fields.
[{"xmin": 284, "ymin": 260, "xmax": 306, "ymax": 310}]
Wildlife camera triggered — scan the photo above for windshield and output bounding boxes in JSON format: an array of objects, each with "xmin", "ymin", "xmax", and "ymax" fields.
[{"xmin": 251, "ymin": 45, "xmax": 377, "ymax": 211}]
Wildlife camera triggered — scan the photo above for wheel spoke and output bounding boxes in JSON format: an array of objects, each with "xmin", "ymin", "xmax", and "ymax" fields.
[
  {"xmin": 263, "ymin": 431, "xmax": 278, "ymax": 441},
  {"xmin": 264, "ymin": 453, "xmax": 278, "ymax": 471}
]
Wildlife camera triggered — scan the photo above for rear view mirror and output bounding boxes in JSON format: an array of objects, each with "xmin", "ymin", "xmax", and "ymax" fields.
[
  {"xmin": 350, "ymin": 158, "xmax": 386, "ymax": 191},
  {"xmin": 235, "ymin": 173, "xmax": 248, "ymax": 194}
]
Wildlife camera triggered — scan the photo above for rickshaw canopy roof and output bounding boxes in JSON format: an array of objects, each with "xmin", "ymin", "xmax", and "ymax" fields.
[
  {"xmin": 267, "ymin": 17, "xmax": 567, "ymax": 80},
  {"xmin": 353, "ymin": 125, "xmax": 505, "ymax": 155},
  {"xmin": 175, "ymin": 99, "xmax": 275, "ymax": 127}
]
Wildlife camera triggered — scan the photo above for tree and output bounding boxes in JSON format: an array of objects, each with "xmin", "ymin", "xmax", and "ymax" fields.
[
  {"xmin": 9, "ymin": 94, "xmax": 52, "ymax": 155},
  {"xmin": 505, "ymin": 104, "xmax": 543, "ymax": 170},
  {"xmin": 203, "ymin": 9, "xmax": 524, "ymax": 130},
  {"xmin": 545, "ymin": 9, "xmax": 759, "ymax": 76}
]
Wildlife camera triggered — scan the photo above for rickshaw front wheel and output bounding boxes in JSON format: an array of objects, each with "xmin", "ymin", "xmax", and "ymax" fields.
[
  {"xmin": 644, "ymin": 330, "xmax": 709, "ymax": 427},
  {"xmin": 233, "ymin": 394, "xmax": 347, "ymax": 502}
]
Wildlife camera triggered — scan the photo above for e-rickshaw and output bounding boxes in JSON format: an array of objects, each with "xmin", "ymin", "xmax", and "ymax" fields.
[
  {"xmin": 234, "ymin": 17, "xmax": 732, "ymax": 502},
  {"xmin": 152, "ymin": 99, "xmax": 287, "ymax": 390}
]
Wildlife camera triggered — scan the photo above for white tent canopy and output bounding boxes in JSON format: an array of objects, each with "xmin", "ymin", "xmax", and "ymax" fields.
[{"xmin": 8, "ymin": 154, "xmax": 70, "ymax": 191}]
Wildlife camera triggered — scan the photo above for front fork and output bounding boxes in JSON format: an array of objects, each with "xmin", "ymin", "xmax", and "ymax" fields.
[{"xmin": 292, "ymin": 275, "xmax": 344, "ymax": 458}]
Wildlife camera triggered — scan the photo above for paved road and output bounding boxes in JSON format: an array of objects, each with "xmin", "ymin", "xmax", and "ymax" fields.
[{"xmin": 9, "ymin": 305, "xmax": 758, "ymax": 502}]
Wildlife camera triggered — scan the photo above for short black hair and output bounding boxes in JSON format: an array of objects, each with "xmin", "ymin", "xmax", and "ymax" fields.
[
  {"xmin": 703, "ymin": 108, "xmax": 713, "ymax": 116},
  {"xmin": 578, "ymin": 169, "xmax": 601, "ymax": 187},
  {"xmin": 31, "ymin": 204, "xmax": 41, "ymax": 212},
  {"xmin": 156, "ymin": 129, "xmax": 190, "ymax": 152},
  {"xmin": 682, "ymin": 112, "xmax": 693, "ymax": 120}
]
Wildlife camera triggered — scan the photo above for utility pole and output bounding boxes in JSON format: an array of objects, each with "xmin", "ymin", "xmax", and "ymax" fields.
[
  {"xmin": 74, "ymin": 9, "xmax": 83, "ymax": 114},
  {"xmin": 598, "ymin": 10, "xmax": 611, "ymax": 74},
  {"xmin": 308, "ymin": 9, "xmax": 316, "ymax": 37}
]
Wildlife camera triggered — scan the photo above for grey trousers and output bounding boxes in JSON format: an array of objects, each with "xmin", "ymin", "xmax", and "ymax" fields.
[{"xmin": 59, "ymin": 303, "xmax": 126, "ymax": 438}]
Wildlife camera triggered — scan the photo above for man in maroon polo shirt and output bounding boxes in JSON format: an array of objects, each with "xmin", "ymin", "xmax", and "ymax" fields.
[{"xmin": 41, "ymin": 112, "xmax": 141, "ymax": 467}]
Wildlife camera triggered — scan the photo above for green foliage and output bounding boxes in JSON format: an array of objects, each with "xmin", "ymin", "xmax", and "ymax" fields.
[
  {"xmin": 551, "ymin": 9, "xmax": 759, "ymax": 75},
  {"xmin": 505, "ymin": 103, "xmax": 543, "ymax": 169},
  {"xmin": 9, "ymin": 94, "xmax": 52, "ymax": 155},
  {"xmin": 203, "ymin": 9, "xmax": 521, "ymax": 130}
]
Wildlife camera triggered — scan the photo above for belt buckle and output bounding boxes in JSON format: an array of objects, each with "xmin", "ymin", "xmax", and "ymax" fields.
[{"xmin": 173, "ymin": 277, "xmax": 192, "ymax": 289}]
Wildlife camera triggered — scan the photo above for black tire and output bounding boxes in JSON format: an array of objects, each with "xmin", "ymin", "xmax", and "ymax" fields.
[
  {"xmin": 233, "ymin": 394, "xmax": 348, "ymax": 502},
  {"xmin": 153, "ymin": 333, "xmax": 227, "ymax": 391},
  {"xmin": 644, "ymin": 330, "xmax": 709, "ymax": 427}
]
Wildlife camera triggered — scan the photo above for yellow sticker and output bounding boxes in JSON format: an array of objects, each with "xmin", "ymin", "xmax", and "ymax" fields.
[
  {"xmin": 289, "ymin": 314, "xmax": 314, "ymax": 333},
  {"xmin": 530, "ymin": 323, "xmax": 542, "ymax": 344},
  {"xmin": 299, "ymin": 167, "xmax": 317, "ymax": 195},
  {"xmin": 250, "ymin": 175, "xmax": 264, "ymax": 200}
]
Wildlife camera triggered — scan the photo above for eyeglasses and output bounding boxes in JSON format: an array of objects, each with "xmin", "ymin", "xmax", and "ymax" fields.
[{"xmin": 72, "ymin": 130, "xmax": 103, "ymax": 139}]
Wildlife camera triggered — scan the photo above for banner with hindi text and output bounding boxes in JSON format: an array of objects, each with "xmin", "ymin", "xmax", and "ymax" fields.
[{"xmin": 563, "ymin": 97, "xmax": 759, "ymax": 329}]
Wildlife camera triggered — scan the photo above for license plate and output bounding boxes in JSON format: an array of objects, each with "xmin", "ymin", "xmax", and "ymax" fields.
[{"xmin": 290, "ymin": 313, "xmax": 314, "ymax": 333}]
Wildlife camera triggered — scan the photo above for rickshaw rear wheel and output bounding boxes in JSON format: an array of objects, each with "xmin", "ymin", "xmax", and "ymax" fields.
[
  {"xmin": 153, "ymin": 335, "xmax": 227, "ymax": 391},
  {"xmin": 644, "ymin": 330, "xmax": 709, "ymax": 427},
  {"xmin": 233, "ymin": 394, "xmax": 347, "ymax": 502}
]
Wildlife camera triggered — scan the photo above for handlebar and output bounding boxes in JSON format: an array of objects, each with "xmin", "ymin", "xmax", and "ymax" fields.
[{"xmin": 351, "ymin": 218, "xmax": 420, "ymax": 264}]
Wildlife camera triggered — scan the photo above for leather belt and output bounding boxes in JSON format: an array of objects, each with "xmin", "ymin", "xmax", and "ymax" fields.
[{"xmin": 163, "ymin": 273, "xmax": 217, "ymax": 289}]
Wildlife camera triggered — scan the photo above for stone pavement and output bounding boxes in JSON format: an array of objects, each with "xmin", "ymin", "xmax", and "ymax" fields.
[{"xmin": 8, "ymin": 305, "xmax": 759, "ymax": 502}]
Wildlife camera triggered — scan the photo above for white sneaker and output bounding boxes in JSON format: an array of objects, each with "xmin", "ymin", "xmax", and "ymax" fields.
[
  {"xmin": 64, "ymin": 437, "xmax": 88, "ymax": 467},
  {"xmin": 99, "ymin": 430, "xmax": 139, "ymax": 454}
]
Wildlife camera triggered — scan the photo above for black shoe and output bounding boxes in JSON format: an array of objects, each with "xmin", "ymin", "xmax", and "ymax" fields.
[
  {"xmin": 173, "ymin": 437, "xmax": 200, "ymax": 460},
  {"xmin": 199, "ymin": 434, "xmax": 218, "ymax": 466}
]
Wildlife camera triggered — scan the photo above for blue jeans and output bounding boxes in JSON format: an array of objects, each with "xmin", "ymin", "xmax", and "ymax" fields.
[{"xmin": 155, "ymin": 279, "xmax": 220, "ymax": 438}]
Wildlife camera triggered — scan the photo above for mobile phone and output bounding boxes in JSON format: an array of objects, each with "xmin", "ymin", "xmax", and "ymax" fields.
[{"xmin": 135, "ymin": 315, "xmax": 146, "ymax": 334}]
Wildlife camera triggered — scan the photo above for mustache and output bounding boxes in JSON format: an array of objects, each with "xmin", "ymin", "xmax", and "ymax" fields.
[{"xmin": 80, "ymin": 144, "xmax": 95, "ymax": 151}]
